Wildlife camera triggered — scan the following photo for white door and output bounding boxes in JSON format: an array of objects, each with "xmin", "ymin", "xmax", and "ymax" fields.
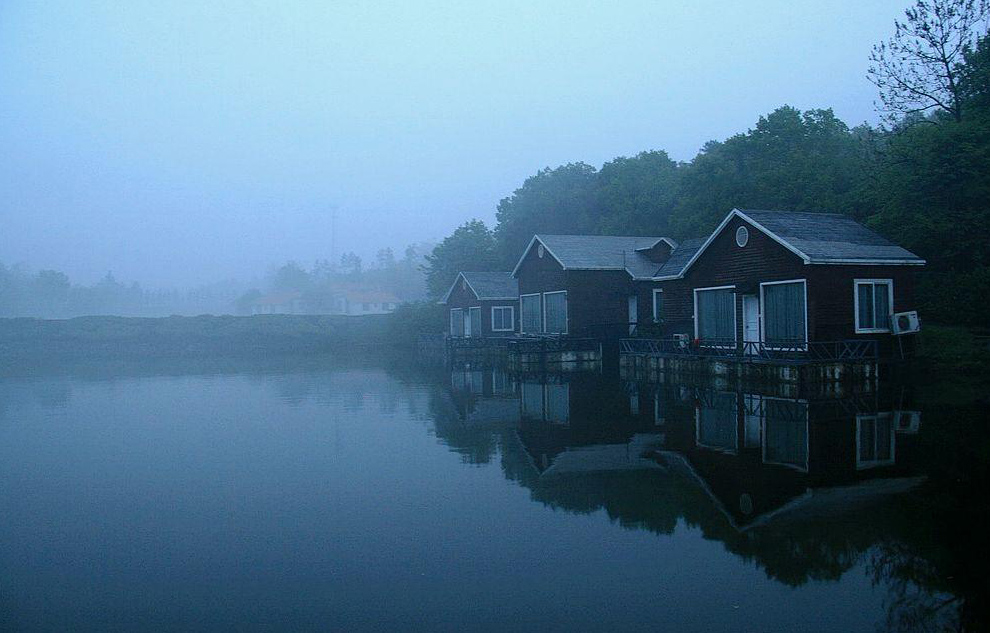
[
  {"xmin": 463, "ymin": 310, "xmax": 472, "ymax": 337},
  {"xmin": 628, "ymin": 295, "xmax": 638, "ymax": 335},
  {"xmin": 742, "ymin": 295, "xmax": 760, "ymax": 354}
]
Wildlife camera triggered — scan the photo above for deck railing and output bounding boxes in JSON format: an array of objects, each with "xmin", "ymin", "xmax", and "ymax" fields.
[
  {"xmin": 506, "ymin": 336, "xmax": 600, "ymax": 355},
  {"xmin": 619, "ymin": 337, "xmax": 877, "ymax": 364}
]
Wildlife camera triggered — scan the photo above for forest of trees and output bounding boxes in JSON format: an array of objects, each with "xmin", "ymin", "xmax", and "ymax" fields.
[{"xmin": 424, "ymin": 0, "xmax": 990, "ymax": 327}]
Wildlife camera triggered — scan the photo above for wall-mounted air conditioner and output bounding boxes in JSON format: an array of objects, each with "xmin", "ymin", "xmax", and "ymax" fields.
[
  {"xmin": 891, "ymin": 311, "xmax": 921, "ymax": 335},
  {"xmin": 673, "ymin": 333, "xmax": 690, "ymax": 348},
  {"xmin": 893, "ymin": 410, "xmax": 921, "ymax": 434}
]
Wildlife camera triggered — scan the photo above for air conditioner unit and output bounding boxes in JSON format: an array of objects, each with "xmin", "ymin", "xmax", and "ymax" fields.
[
  {"xmin": 891, "ymin": 311, "xmax": 921, "ymax": 335},
  {"xmin": 893, "ymin": 410, "xmax": 921, "ymax": 434},
  {"xmin": 673, "ymin": 333, "xmax": 690, "ymax": 348}
]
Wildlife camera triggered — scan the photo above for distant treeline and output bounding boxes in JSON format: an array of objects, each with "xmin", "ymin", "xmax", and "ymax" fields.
[
  {"xmin": 0, "ymin": 241, "xmax": 434, "ymax": 319},
  {"xmin": 424, "ymin": 4, "xmax": 990, "ymax": 327}
]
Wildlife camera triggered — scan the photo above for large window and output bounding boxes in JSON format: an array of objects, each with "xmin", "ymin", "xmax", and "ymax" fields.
[
  {"xmin": 543, "ymin": 291, "xmax": 568, "ymax": 334},
  {"xmin": 695, "ymin": 286, "xmax": 736, "ymax": 345},
  {"xmin": 695, "ymin": 392, "xmax": 738, "ymax": 453},
  {"xmin": 855, "ymin": 279, "xmax": 893, "ymax": 333},
  {"xmin": 520, "ymin": 294, "xmax": 541, "ymax": 334},
  {"xmin": 652, "ymin": 289, "xmax": 664, "ymax": 322},
  {"xmin": 491, "ymin": 306, "xmax": 514, "ymax": 332},
  {"xmin": 761, "ymin": 280, "xmax": 807, "ymax": 348},
  {"xmin": 449, "ymin": 308, "xmax": 464, "ymax": 337},
  {"xmin": 467, "ymin": 307, "xmax": 481, "ymax": 337}
]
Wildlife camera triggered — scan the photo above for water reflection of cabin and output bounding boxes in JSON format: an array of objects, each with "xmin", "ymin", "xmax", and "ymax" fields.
[
  {"xmin": 442, "ymin": 272, "xmax": 519, "ymax": 338},
  {"xmin": 633, "ymin": 208, "xmax": 925, "ymax": 360},
  {"xmin": 628, "ymin": 382, "xmax": 923, "ymax": 527}
]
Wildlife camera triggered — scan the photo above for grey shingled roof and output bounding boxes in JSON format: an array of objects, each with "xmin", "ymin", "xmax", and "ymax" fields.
[
  {"xmin": 738, "ymin": 209, "xmax": 924, "ymax": 263},
  {"xmin": 460, "ymin": 271, "xmax": 518, "ymax": 299},
  {"xmin": 519, "ymin": 235, "xmax": 672, "ymax": 278},
  {"xmin": 654, "ymin": 238, "xmax": 705, "ymax": 278}
]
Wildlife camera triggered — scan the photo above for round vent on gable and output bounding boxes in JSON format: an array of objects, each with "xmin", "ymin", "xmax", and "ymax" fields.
[
  {"xmin": 735, "ymin": 226, "xmax": 749, "ymax": 248},
  {"xmin": 537, "ymin": 244, "xmax": 545, "ymax": 258}
]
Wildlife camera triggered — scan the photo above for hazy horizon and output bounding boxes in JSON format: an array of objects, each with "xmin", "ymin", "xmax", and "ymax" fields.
[{"xmin": 2, "ymin": 0, "xmax": 908, "ymax": 289}]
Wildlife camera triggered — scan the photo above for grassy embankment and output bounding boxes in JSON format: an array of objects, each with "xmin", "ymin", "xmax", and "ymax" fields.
[{"xmin": 0, "ymin": 314, "xmax": 397, "ymax": 362}]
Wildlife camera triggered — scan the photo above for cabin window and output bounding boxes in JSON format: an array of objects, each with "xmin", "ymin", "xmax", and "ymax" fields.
[
  {"xmin": 652, "ymin": 289, "xmax": 664, "ymax": 322},
  {"xmin": 761, "ymin": 280, "xmax": 807, "ymax": 348},
  {"xmin": 468, "ymin": 307, "xmax": 481, "ymax": 337},
  {"xmin": 449, "ymin": 308, "xmax": 464, "ymax": 337},
  {"xmin": 520, "ymin": 294, "xmax": 542, "ymax": 334},
  {"xmin": 491, "ymin": 306, "xmax": 514, "ymax": 332},
  {"xmin": 856, "ymin": 414, "xmax": 895, "ymax": 469},
  {"xmin": 543, "ymin": 291, "xmax": 568, "ymax": 334},
  {"xmin": 855, "ymin": 280, "xmax": 893, "ymax": 333},
  {"xmin": 694, "ymin": 286, "xmax": 736, "ymax": 345}
]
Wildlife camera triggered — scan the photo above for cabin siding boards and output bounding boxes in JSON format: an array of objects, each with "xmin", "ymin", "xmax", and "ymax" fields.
[
  {"xmin": 515, "ymin": 245, "xmax": 635, "ymax": 337},
  {"xmin": 652, "ymin": 213, "xmax": 921, "ymax": 349}
]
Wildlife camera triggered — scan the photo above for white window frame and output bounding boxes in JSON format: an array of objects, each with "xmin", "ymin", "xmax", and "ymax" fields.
[
  {"xmin": 449, "ymin": 308, "xmax": 463, "ymax": 337},
  {"xmin": 652, "ymin": 289, "xmax": 663, "ymax": 322},
  {"xmin": 519, "ymin": 293, "xmax": 542, "ymax": 335},
  {"xmin": 693, "ymin": 285, "xmax": 737, "ymax": 348},
  {"xmin": 854, "ymin": 279, "xmax": 895, "ymax": 333},
  {"xmin": 490, "ymin": 305, "xmax": 515, "ymax": 332},
  {"xmin": 542, "ymin": 290, "xmax": 568, "ymax": 335},
  {"xmin": 759, "ymin": 278, "xmax": 808, "ymax": 351},
  {"xmin": 856, "ymin": 413, "xmax": 896, "ymax": 470}
]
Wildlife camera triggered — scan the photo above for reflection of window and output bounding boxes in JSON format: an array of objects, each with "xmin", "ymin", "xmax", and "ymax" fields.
[
  {"xmin": 695, "ymin": 392, "xmax": 738, "ymax": 452},
  {"xmin": 761, "ymin": 280, "xmax": 807, "ymax": 348},
  {"xmin": 762, "ymin": 399, "xmax": 809, "ymax": 472},
  {"xmin": 520, "ymin": 294, "xmax": 541, "ymax": 334},
  {"xmin": 654, "ymin": 393, "xmax": 665, "ymax": 426},
  {"xmin": 491, "ymin": 369, "xmax": 513, "ymax": 396},
  {"xmin": 520, "ymin": 382, "xmax": 569, "ymax": 424},
  {"xmin": 543, "ymin": 291, "xmax": 568, "ymax": 334},
  {"xmin": 743, "ymin": 394, "xmax": 761, "ymax": 448},
  {"xmin": 695, "ymin": 287, "xmax": 735, "ymax": 345},
  {"xmin": 855, "ymin": 280, "xmax": 893, "ymax": 333},
  {"xmin": 521, "ymin": 382, "xmax": 543, "ymax": 419},
  {"xmin": 544, "ymin": 384, "xmax": 569, "ymax": 424},
  {"xmin": 449, "ymin": 308, "xmax": 463, "ymax": 336},
  {"xmin": 857, "ymin": 414, "xmax": 895, "ymax": 469},
  {"xmin": 491, "ymin": 306, "xmax": 514, "ymax": 332}
]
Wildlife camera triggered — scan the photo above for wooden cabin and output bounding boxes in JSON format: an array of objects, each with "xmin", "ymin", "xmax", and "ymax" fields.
[
  {"xmin": 441, "ymin": 272, "xmax": 519, "ymax": 337},
  {"xmin": 511, "ymin": 234, "xmax": 676, "ymax": 338},
  {"xmin": 643, "ymin": 209, "xmax": 925, "ymax": 354}
]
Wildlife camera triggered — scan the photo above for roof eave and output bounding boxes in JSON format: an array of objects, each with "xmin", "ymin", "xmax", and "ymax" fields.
[{"xmin": 807, "ymin": 258, "xmax": 927, "ymax": 266}]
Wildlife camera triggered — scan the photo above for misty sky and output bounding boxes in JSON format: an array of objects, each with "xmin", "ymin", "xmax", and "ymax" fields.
[{"xmin": 1, "ymin": 1, "xmax": 908, "ymax": 288}]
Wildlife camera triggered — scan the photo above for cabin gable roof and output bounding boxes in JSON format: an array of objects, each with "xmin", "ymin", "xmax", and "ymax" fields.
[
  {"xmin": 440, "ymin": 271, "xmax": 518, "ymax": 304},
  {"xmin": 660, "ymin": 208, "xmax": 925, "ymax": 280},
  {"xmin": 511, "ymin": 234, "xmax": 676, "ymax": 279}
]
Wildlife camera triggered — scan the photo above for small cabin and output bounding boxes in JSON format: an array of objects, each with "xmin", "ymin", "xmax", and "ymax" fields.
[
  {"xmin": 645, "ymin": 208, "xmax": 925, "ymax": 355},
  {"xmin": 511, "ymin": 234, "xmax": 676, "ymax": 339},
  {"xmin": 441, "ymin": 272, "xmax": 519, "ymax": 337}
]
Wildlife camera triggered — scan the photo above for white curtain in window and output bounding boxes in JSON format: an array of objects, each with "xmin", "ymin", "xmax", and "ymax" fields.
[
  {"xmin": 469, "ymin": 307, "xmax": 481, "ymax": 337},
  {"xmin": 450, "ymin": 309, "xmax": 463, "ymax": 336},
  {"xmin": 521, "ymin": 295, "xmax": 541, "ymax": 334},
  {"xmin": 697, "ymin": 288, "xmax": 735, "ymax": 343},
  {"xmin": 544, "ymin": 292, "xmax": 567, "ymax": 334},
  {"xmin": 764, "ymin": 282, "xmax": 806, "ymax": 346}
]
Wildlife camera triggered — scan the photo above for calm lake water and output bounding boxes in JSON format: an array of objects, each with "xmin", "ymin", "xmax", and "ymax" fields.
[{"xmin": 0, "ymin": 356, "xmax": 986, "ymax": 632}]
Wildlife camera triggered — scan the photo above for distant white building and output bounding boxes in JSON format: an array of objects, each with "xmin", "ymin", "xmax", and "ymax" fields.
[
  {"xmin": 250, "ymin": 291, "xmax": 305, "ymax": 315},
  {"xmin": 333, "ymin": 289, "xmax": 400, "ymax": 316}
]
